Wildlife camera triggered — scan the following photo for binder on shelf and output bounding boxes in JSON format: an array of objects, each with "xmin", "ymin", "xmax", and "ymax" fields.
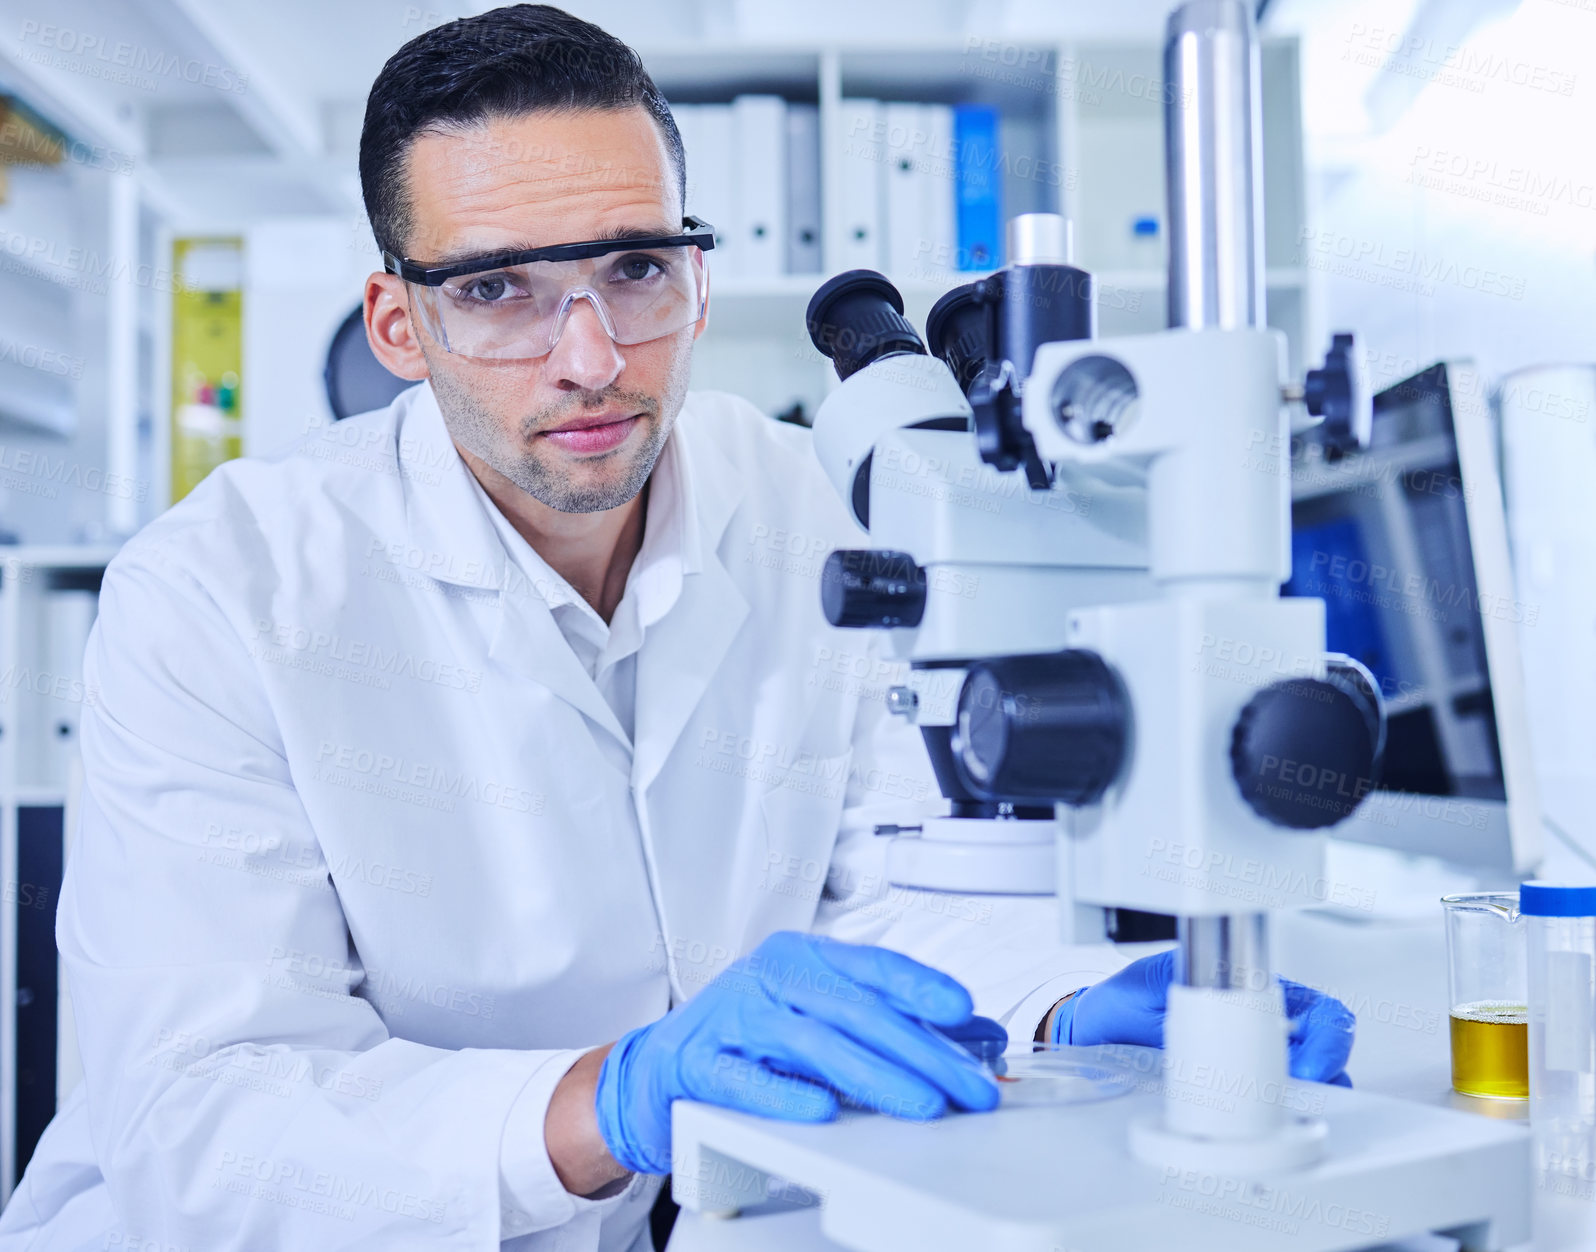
[
  {"xmin": 15, "ymin": 803, "xmax": 64, "ymax": 1186},
  {"xmin": 784, "ymin": 103, "xmax": 822, "ymax": 275},
  {"xmin": 882, "ymin": 101, "xmax": 923, "ymax": 280},
  {"xmin": 688, "ymin": 104, "xmax": 737, "ymax": 279},
  {"xmin": 920, "ymin": 104, "xmax": 957, "ymax": 283},
  {"xmin": 954, "ymin": 104, "xmax": 1002, "ymax": 272},
  {"xmin": 42, "ymin": 588, "xmax": 97, "ymax": 789},
  {"xmin": 838, "ymin": 98, "xmax": 883, "ymax": 271},
  {"xmin": 731, "ymin": 94, "xmax": 786, "ymax": 280}
]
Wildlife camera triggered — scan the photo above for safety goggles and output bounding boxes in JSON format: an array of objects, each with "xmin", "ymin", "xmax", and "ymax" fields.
[{"xmin": 383, "ymin": 216, "xmax": 715, "ymax": 361}]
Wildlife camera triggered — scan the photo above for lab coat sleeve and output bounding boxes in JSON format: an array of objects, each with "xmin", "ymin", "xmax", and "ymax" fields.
[
  {"xmin": 60, "ymin": 546, "xmax": 597, "ymax": 1246},
  {"xmin": 810, "ymin": 641, "xmax": 1130, "ymax": 1042}
]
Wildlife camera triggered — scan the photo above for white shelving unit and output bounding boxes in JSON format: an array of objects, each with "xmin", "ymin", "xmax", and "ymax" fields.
[
  {"xmin": 0, "ymin": 546, "xmax": 112, "ymax": 1199},
  {"xmin": 640, "ymin": 36, "xmax": 1309, "ymax": 422},
  {"xmin": 0, "ymin": 159, "xmax": 156, "ymax": 545}
]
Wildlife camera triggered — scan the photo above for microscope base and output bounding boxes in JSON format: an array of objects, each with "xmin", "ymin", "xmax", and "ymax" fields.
[
  {"xmin": 1128, "ymin": 1109, "xmax": 1328, "ymax": 1174},
  {"xmin": 668, "ymin": 1070, "xmax": 1529, "ymax": 1252}
]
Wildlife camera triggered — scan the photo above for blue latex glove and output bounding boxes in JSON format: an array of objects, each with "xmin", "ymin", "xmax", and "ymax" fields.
[
  {"xmin": 1051, "ymin": 949, "xmax": 1355, "ymax": 1086},
  {"xmin": 932, "ymin": 1013, "xmax": 1010, "ymax": 1075},
  {"xmin": 595, "ymin": 932, "xmax": 1001, "ymax": 1174},
  {"xmin": 935, "ymin": 1013, "xmax": 1008, "ymax": 1058}
]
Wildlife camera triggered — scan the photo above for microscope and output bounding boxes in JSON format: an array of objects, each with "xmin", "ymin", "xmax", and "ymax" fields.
[{"xmin": 669, "ymin": 2, "xmax": 1531, "ymax": 1247}]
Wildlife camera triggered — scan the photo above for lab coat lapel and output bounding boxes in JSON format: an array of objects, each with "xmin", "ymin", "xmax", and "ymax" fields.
[
  {"xmin": 632, "ymin": 411, "xmax": 750, "ymax": 795},
  {"xmin": 396, "ymin": 381, "xmax": 505, "ymax": 597},
  {"xmin": 488, "ymin": 580, "xmax": 631, "ymax": 747},
  {"xmin": 397, "ymin": 382, "xmax": 630, "ymax": 747},
  {"xmin": 632, "ymin": 556, "xmax": 748, "ymax": 794}
]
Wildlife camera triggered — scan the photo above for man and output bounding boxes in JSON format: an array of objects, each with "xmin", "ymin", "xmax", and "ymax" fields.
[{"xmin": 0, "ymin": 7, "xmax": 1353, "ymax": 1250}]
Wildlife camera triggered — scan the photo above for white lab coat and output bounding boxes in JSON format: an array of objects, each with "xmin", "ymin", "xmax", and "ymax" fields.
[{"xmin": 0, "ymin": 383, "xmax": 1125, "ymax": 1251}]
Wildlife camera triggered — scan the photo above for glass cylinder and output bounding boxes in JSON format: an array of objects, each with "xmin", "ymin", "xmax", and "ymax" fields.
[{"xmin": 1442, "ymin": 892, "xmax": 1528, "ymax": 1099}]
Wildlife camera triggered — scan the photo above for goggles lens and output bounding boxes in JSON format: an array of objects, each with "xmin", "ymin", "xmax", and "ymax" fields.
[{"xmin": 410, "ymin": 245, "xmax": 707, "ymax": 360}]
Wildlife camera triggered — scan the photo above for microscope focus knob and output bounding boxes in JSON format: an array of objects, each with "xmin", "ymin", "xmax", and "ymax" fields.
[
  {"xmin": 1303, "ymin": 334, "xmax": 1353, "ymax": 422},
  {"xmin": 953, "ymin": 650, "xmax": 1129, "ymax": 805},
  {"xmin": 1229, "ymin": 672, "xmax": 1384, "ymax": 829},
  {"xmin": 820, "ymin": 550, "xmax": 927, "ymax": 629},
  {"xmin": 1304, "ymin": 331, "xmax": 1371, "ymax": 454}
]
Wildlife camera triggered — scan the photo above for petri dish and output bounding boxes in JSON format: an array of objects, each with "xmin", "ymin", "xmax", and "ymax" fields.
[{"xmin": 994, "ymin": 1042, "xmax": 1145, "ymax": 1107}]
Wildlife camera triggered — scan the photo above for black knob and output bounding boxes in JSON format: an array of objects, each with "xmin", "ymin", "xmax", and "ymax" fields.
[
  {"xmin": 820, "ymin": 550, "xmax": 926, "ymax": 629},
  {"xmin": 953, "ymin": 650, "xmax": 1129, "ymax": 805},
  {"xmin": 1325, "ymin": 653, "xmax": 1386, "ymax": 767},
  {"xmin": 1304, "ymin": 332, "xmax": 1367, "ymax": 454},
  {"xmin": 1230, "ymin": 668, "xmax": 1384, "ymax": 829}
]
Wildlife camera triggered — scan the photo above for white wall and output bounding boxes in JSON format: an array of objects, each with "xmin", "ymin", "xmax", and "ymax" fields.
[
  {"xmin": 1290, "ymin": 0, "xmax": 1595, "ymax": 392},
  {"xmin": 243, "ymin": 216, "xmax": 384, "ymax": 459}
]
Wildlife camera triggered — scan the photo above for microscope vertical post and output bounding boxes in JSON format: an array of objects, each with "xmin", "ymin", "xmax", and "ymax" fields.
[
  {"xmin": 1165, "ymin": 0, "xmax": 1267, "ymax": 333},
  {"xmin": 1166, "ymin": 0, "xmax": 1270, "ymax": 970},
  {"xmin": 1152, "ymin": 0, "xmax": 1304, "ymax": 1161}
]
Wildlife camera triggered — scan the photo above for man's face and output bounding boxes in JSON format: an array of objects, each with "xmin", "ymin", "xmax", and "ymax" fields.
[{"xmin": 396, "ymin": 107, "xmax": 701, "ymax": 513}]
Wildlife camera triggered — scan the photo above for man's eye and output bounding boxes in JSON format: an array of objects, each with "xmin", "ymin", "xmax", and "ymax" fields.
[
  {"xmin": 459, "ymin": 274, "xmax": 519, "ymax": 302},
  {"xmin": 614, "ymin": 256, "xmax": 664, "ymax": 282}
]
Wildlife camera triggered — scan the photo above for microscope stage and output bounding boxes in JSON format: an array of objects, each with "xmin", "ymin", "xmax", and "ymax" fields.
[{"xmin": 669, "ymin": 1075, "xmax": 1529, "ymax": 1251}]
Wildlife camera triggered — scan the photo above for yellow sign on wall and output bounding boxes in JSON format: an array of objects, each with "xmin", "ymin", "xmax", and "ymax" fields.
[{"xmin": 170, "ymin": 237, "xmax": 244, "ymax": 503}]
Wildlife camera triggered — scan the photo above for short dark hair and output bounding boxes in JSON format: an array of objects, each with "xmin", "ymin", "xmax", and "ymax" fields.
[{"xmin": 359, "ymin": 4, "xmax": 685, "ymax": 260}]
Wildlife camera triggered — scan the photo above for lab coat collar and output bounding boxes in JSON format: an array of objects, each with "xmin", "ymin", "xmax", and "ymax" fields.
[
  {"xmin": 398, "ymin": 382, "xmax": 627, "ymax": 748},
  {"xmin": 397, "ymin": 382, "xmax": 510, "ymax": 594},
  {"xmin": 629, "ymin": 401, "xmax": 750, "ymax": 792},
  {"xmin": 397, "ymin": 381, "xmax": 751, "ymax": 781}
]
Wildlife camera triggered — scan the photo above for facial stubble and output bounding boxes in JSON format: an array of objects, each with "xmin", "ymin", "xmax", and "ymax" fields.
[{"xmin": 423, "ymin": 330, "xmax": 694, "ymax": 514}]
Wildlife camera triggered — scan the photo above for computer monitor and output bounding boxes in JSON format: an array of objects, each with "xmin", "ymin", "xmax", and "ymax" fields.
[{"xmin": 1283, "ymin": 361, "xmax": 1542, "ymax": 873}]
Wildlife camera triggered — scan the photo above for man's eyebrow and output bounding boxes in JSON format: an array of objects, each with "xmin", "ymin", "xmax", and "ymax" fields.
[
  {"xmin": 428, "ymin": 224, "xmax": 680, "ymax": 266},
  {"xmin": 595, "ymin": 223, "xmax": 678, "ymax": 242}
]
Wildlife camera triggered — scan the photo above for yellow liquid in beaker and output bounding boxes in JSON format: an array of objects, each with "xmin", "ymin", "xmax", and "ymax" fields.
[{"xmin": 1450, "ymin": 1002, "xmax": 1529, "ymax": 1099}]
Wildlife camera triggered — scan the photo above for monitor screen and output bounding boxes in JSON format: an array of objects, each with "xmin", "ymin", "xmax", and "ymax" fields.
[{"xmin": 1283, "ymin": 362, "xmax": 1539, "ymax": 871}]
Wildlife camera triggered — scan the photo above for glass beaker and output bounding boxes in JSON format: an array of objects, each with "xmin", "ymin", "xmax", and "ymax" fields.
[{"xmin": 1442, "ymin": 892, "xmax": 1529, "ymax": 1099}]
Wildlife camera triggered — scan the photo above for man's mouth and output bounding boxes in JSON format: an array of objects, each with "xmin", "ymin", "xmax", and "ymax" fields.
[{"xmin": 538, "ymin": 411, "xmax": 641, "ymax": 455}]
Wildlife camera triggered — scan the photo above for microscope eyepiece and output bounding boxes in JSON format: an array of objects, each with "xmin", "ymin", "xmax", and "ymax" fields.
[
  {"xmin": 806, "ymin": 270, "xmax": 926, "ymax": 382},
  {"xmin": 926, "ymin": 281, "xmax": 997, "ymax": 395}
]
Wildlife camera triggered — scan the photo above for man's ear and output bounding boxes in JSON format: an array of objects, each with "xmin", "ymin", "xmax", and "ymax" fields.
[{"xmin": 364, "ymin": 272, "xmax": 430, "ymax": 380}]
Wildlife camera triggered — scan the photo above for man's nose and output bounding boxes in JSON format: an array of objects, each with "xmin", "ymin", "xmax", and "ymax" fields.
[{"xmin": 546, "ymin": 294, "xmax": 624, "ymax": 393}]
